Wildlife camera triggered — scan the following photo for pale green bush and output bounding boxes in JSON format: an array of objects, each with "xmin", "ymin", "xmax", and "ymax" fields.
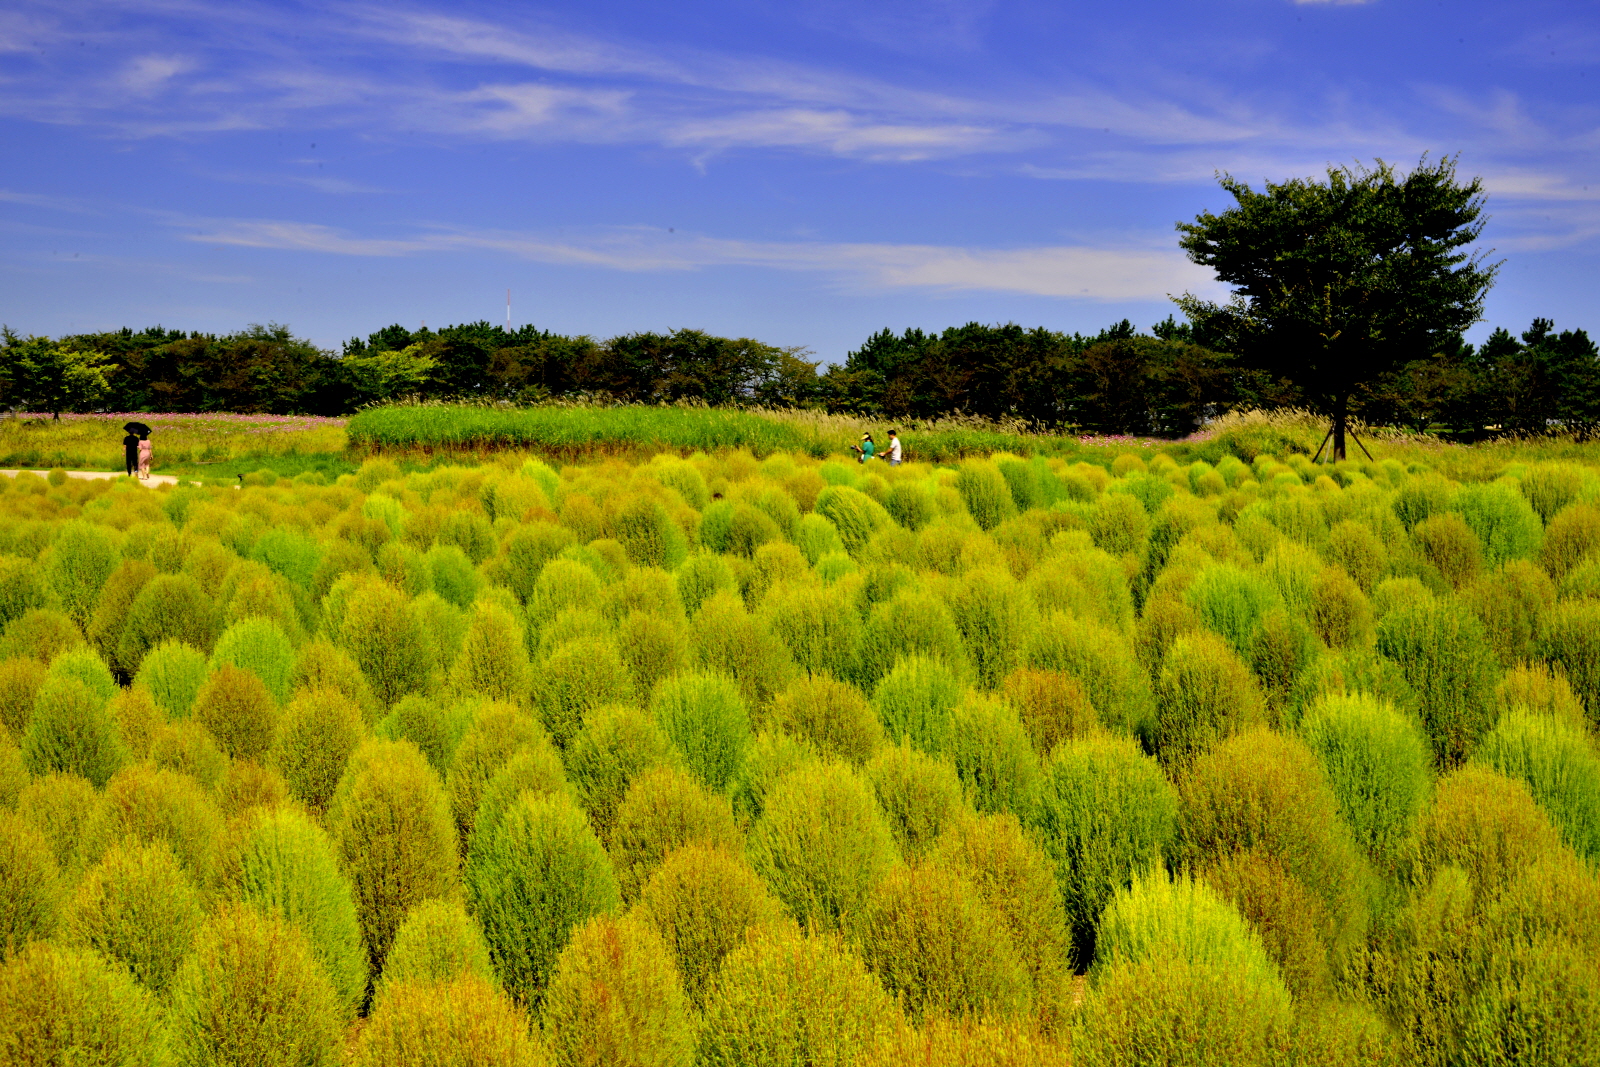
[
  {"xmin": 609, "ymin": 765, "xmax": 743, "ymax": 901},
  {"xmin": 357, "ymin": 974, "xmax": 546, "ymax": 1067},
  {"xmin": 0, "ymin": 810, "xmax": 60, "ymax": 962},
  {"xmin": 376, "ymin": 898, "xmax": 497, "ymax": 1005},
  {"xmin": 651, "ymin": 672, "xmax": 751, "ymax": 794},
  {"xmin": 22, "ymin": 675, "xmax": 126, "ymax": 786},
  {"xmin": 84, "ymin": 763, "xmax": 225, "ymax": 887},
  {"xmin": 565, "ymin": 702, "xmax": 678, "ymax": 845},
  {"xmin": 769, "ymin": 674, "xmax": 882, "ymax": 765},
  {"xmin": 192, "ymin": 662, "xmax": 279, "ymax": 762},
  {"xmin": 135, "ymin": 639, "xmax": 209, "ymax": 718},
  {"xmin": 873, "ymin": 655, "xmax": 965, "ymax": 754},
  {"xmin": 211, "ymin": 617, "xmax": 296, "ymax": 704},
  {"xmin": 65, "ymin": 841, "xmax": 201, "ymax": 994}
]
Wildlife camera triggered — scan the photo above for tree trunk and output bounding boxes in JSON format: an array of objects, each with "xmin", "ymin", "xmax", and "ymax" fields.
[{"xmin": 1332, "ymin": 394, "xmax": 1347, "ymax": 462}]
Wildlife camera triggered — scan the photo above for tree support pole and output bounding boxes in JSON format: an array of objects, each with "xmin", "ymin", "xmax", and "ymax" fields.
[{"xmin": 1312, "ymin": 426, "xmax": 1335, "ymax": 463}]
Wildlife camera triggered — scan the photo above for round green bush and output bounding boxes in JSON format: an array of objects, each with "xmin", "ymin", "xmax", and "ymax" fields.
[
  {"xmin": 769, "ymin": 674, "xmax": 881, "ymax": 766},
  {"xmin": 1307, "ymin": 565, "xmax": 1375, "ymax": 649},
  {"xmin": 1377, "ymin": 597, "xmax": 1500, "ymax": 766},
  {"xmin": 748, "ymin": 760, "xmax": 900, "ymax": 931},
  {"xmin": 1412, "ymin": 511, "xmax": 1484, "ymax": 589},
  {"xmin": 1183, "ymin": 564, "xmax": 1280, "ymax": 655},
  {"xmin": 1537, "ymin": 599, "xmax": 1600, "ymax": 733},
  {"xmin": 467, "ymin": 745, "xmax": 573, "ymax": 860},
  {"xmin": 932, "ymin": 812, "xmax": 1074, "ymax": 1032},
  {"xmin": 14, "ymin": 770, "xmax": 99, "ymax": 872},
  {"xmin": 192, "ymin": 661, "xmax": 280, "ymax": 762},
  {"xmin": 954, "ymin": 462, "xmax": 1017, "ymax": 532},
  {"xmin": 0, "ymin": 810, "xmax": 60, "ymax": 962},
  {"xmin": 1030, "ymin": 733, "xmax": 1178, "ymax": 964},
  {"xmin": 427, "ymin": 543, "xmax": 483, "ymax": 608},
  {"xmin": 1002, "ymin": 667, "xmax": 1098, "ymax": 756},
  {"xmin": 329, "ymin": 738, "xmax": 459, "ymax": 979},
  {"xmin": 1540, "ymin": 501, "xmax": 1600, "ymax": 580},
  {"xmin": 697, "ymin": 924, "xmax": 898, "ymax": 1067},
  {"xmin": 858, "ymin": 860, "xmax": 1031, "ymax": 1023},
  {"xmin": 0, "ymin": 941, "xmax": 164, "ymax": 1067},
  {"xmin": 0, "ymin": 556, "xmax": 43, "ymax": 634},
  {"xmin": 211, "ymin": 617, "xmax": 296, "ymax": 705},
  {"xmin": 116, "ymin": 572, "xmax": 221, "ymax": 675},
  {"xmin": 866, "ymin": 741, "xmax": 968, "ymax": 858},
  {"xmin": 872, "ymin": 655, "xmax": 965, "ymax": 754},
  {"xmin": 854, "ymin": 587, "xmax": 970, "ymax": 690},
  {"xmin": 1179, "ymin": 728, "xmax": 1372, "ymax": 976},
  {"xmin": 542, "ymin": 910, "xmax": 694, "ymax": 1067},
  {"xmin": 815, "ymin": 485, "xmax": 891, "ymax": 554},
  {"xmin": 796, "ymin": 512, "xmax": 847, "ymax": 563},
  {"xmin": 527, "ymin": 558, "xmax": 604, "ymax": 630},
  {"xmin": 1461, "ymin": 560, "xmax": 1555, "ymax": 668},
  {"xmin": 533, "ymin": 639, "xmax": 634, "ymax": 750},
  {"xmin": 0, "ymin": 655, "xmax": 46, "ymax": 743},
  {"xmin": 22, "ymin": 676, "xmax": 126, "ymax": 787},
  {"xmin": 448, "ymin": 702, "xmax": 550, "ymax": 848},
  {"xmin": 44, "ymin": 648, "xmax": 117, "ymax": 709},
  {"xmin": 691, "ymin": 592, "xmax": 795, "ymax": 709},
  {"xmin": 1, "ymin": 608, "xmax": 85, "ymax": 666},
  {"xmin": 135, "ymin": 639, "xmax": 210, "ymax": 719},
  {"xmin": 227, "ymin": 807, "xmax": 367, "ymax": 1014},
  {"xmin": 1024, "ymin": 613, "xmax": 1155, "ymax": 738},
  {"xmin": 947, "ymin": 567, "xmax": 1034, "ymax": 691},
  {"xmin": 465, "ymin": 790, "xmax": 620, "ymax": 1008},
  {"xmin": 651, "ymin": 672, "xmax": 751, "ymax": 794},
  {"xmin": 336, "ymin": 581, "xmax": 428, "ymax": 707},
  {"xmin": 1152, "ymin": 630, "xmax": 1266, "ymax": 767},
  {"xmin": 88, "ymin": 559, "xmax": 156, "ymax": 667},
  {"xmin": 609, "ymin": 765, "xmax": 743, "ymax": 901},
  {"xmin": 148, "ymin": 717, "xmax": 228, "ymax": 790},
  {"xmin": 637, "ymin": 843, "xmax": 786, "ymax": 1008},
  {"xmin": 376, "ymin": 898, "xmax": 497, "ymax": 1004},
  {"xmin": 1473, "ymin": 708, "xmax": 1600, "ymax": 864},
  {"xmin": 565, "ymin": 702, "xmax": 678, "ymax": 845},
  {"xmin": 272, "ymin": 686, "xmax": 365, "ymax": 813},
  {"xmin": 676, "ymin": 553, "xmax": 736, "ymax": 617},
  {"xmin": 1453, "ymin": 481, "xmax": 1543, "ymax": 567},
  {"xmin": 167, "ymin": 903, "xmax": 343, "ymax": 1067},
  {"xmin": 65, "ymin": 841, "xmax": 201, "ymax": 994},
  {"xmin": 1298, "ymin": 693, "xmax": 1433, "ymax": 876},
  {"xmin": 616, "ymin": 611, "xmax": 688, "ymax": 699},
  {"xmin": 759, "ymin": 580, "xmax": 858, "ymax": 681},
  {"xmin": 292, "ymin": 638, "xmax": 380, "ymax": 724},
  {"xmin": 250, "ymin": 524, "xmax": 323, "ymax": 587},
  {"xmin": 356, "ymin": 973, "xmax": 545, "ymax": 1067},
  {"xmin": 612, "ymin": 496, "xmax": 690, "ymax": 571},
  {"xmin": 378, "ymin": 693, "xmax": 474, "ymax": 776},
  {"xmin": 946, "ymin": 694, "xmax": 1041, "ymax": 820},
  {"xmin": 85, "ymin": 763, "xmax": 225, "ymax": 887}
]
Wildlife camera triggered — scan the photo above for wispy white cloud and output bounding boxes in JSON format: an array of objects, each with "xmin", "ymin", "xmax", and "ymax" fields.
[{"xmin": 183, "ymin": 216, "xmax": 1219, "ymax": 301}]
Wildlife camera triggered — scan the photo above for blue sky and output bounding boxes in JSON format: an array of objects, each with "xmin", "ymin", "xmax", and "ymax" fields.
[{"xmin": 1, "ymin": 0, "xmax": 1596, "ymax": 363}]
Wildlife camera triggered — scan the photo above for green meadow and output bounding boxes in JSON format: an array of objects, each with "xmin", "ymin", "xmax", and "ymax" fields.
[{"xmin": 0, "ymin": 406, "xmax": 1597, "ymax": 1066}]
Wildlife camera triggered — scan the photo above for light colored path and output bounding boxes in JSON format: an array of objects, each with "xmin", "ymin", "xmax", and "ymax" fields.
[{"xmin": 0, "ymin": 469, "xmax": 186, "ymax": 487}]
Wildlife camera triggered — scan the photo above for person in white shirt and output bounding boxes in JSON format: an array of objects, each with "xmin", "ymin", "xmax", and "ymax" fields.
[{"xmin": 886, "ymin": 430, "xmax": 902, "ymax": 465}]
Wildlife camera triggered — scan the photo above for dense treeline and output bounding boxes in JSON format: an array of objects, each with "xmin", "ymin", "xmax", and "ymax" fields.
[{"xmin": 3, "ymin": 315, "xmax": 1595, "ymax": 440}]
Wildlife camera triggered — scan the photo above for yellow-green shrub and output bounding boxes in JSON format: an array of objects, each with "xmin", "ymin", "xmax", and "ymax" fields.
[
  {"xmin": 1539, "ymin": 501, "xmax": 1600, "ymax": 580},
  {"xmin": 84, "ymin": 763, "xmax": 224, "ymax": 887},
  {"xmin": 873, "ymin": 655, "xmax": 964, "ymax": 754},
  {"xmin": 616, "ymin": 611, "xmax": 688, "ymax": 699},
  {"xmin": 1377, "ymin": 597, "xmax": 1500, "ymax": 766},
  {"xmin": 1002, "ymin": 667, "xmax": 1097, "ymax": 756},
  {"xmin": 748, "ymin": 760, "xmax": 899, "ymax": 930},
  {"xmin": 336, "ymin": 580, "xmax": 428, "ymax": 706},
  {"xmin": 0, "ymin": 810, "xmax": 60, "ymax": 962},
  {"xmin": 651, "ymin": 672, "xmax": 750, "ymax": 794},
  {"xmin": 954, "ymin": 462, "xmax": 1016, "ymax": 531},
  {"xmin": 0, "ymin": 942, "xmax": 164, "ymax": 1067},
  {"xmin": 637, "ymin": 843, "xmax": 786, "ymax": 1008},
  {"xmin": 1299, "ymin": 693, "xmax": 1433, "ymax": 877},
  {"xmin": 211, "ymin": 617, "xmax": 296, "ymax": 704},
  {"xmin": 226, "ymin": 807, "xmax": 367, "ymax": 1014},
  {"xmin": 855, "ymin": 587, "xmax": 970, "ymax": 689},
  {"xmin": 1308, "ymin": 565, "xmax": 1375, "ymax": 649},
  {"xmin": 1024, "ymin": 613, "xmax": 1154, "ymax": 738},
  {"xmin": 21, "ymin": 675, "xmax": 127, "ymax": 786},
  {"xmin": 292, "ymin": 638, "xmax": 380, "ymax": 724},
  {"xmin": 134, "ymin": 639, "xmax": 208, "ymax": 718},
  {"xmin": 565, "ymin": 702, "xmax": 677, "ymax": 844},
  {"xmin": 44, "ymin": 647, "xmax": 117, "ymax": 708},
  {"xmin": 946, "ymin": 694, "xmax": 1041, "ymax": 819},
  {"xmin": 1031, "ymin": 733, "xmax": 1177, "ymax": 963},
  {"xmin": 116, "ymin": 572, "xmax": 221, "ymax": 674},
  {"xmin": 15, "ymin": 770, "xmax": 99, "ymax": 872},
  {"xmin": 192, "ymin": 661, "xmax": 279, "ymax": 762},
  {"xmin": 865, "ymin": 1017, "xmax": 1070, "ymax": 1067},
  {"xmin": 376, "ymin": 898, "xmax": 497, "ymax": 1004},
  {"xmin": 0, "ymin": 655, "xmax": 45, "ymax": 742},
  {"xmin": 542, "ymin": 910, "xmax": 694, "ymax": 1067},
  {"xmin": 1472, "ymin": 708, "xmax": 1600, "ymax": 863},
  {"xmin": 1152, "ymin": 630, "xmax": 1266, "ymax": 766},
  {"xmin": 857, "ymin": 861, "xmax": 1031, "ymax": 1023},
  {"xmin": 357, "ymin": 973, "xmax": 546, "ymax": 1067},
  {"xmin": 272, "ymin": 686, "xmax": 365, "ymax": 812},
  {"xmin": 167, "ymin": 903, "xmax": 343, "ymax": 1067},
  {"xmin": 815, "ymin": 485, "xmax": 891, "ymax": 553},
  {"xmin": 690, "ymin": 591, "xmax": 795, "ymax": 709},
  {"xmin": 448, "ymin": 702, "xmax": 547, "ymax": 848},
  {"xmin": 697, "ymin": 924, "xmax": 898, "ymax": 1067},
  {"xmin": 1412, "ymin": 511, "xmax": 1483, "ymax": 588},
  {"xmin": 1, "ymin": 608, "xmax": 85, "ymax": 666},
  {"xmin": 64, "ymin": 841, "xmax": 201, "ymax": 994},
  {"xmin": 948, "ymin": 567, "xmax": 1034, "ymax": 689},
  {"xmin": 759, "ymin": 580, "xmax": 858, "ymax": 680},
  {"xmin": 148, "ymin": 717, "xmax": 228, "ymax": 789},
  {"xmin": 329, "ymin": 738, "xmax": 459, "ymax": 979},
  {"xmin": 1537, "ymin": 599, "xmax": 1600, "ymax": 733},
  {"xmin": 533, "ymin": 639, "xmax": 634, "ymax": 749},
  {"xmin": 769, "ymin": 674, "xmax": 881, "ymax": 765},
  {"xmin": 609, "ymin": 765, "xmax": 742, "ymax": 901},
  {"xmin": 1452, "ymin": 480, "xmax": 1543, "ymax": 566},
  {"xmin": 676, "ymin": 552, "xmax": 736, "ymax": 616},
  {"xmin": 866, "ymin": 741, "xmax": 968, "ymax": 858},
  {"xmin": 1462, "ymin": 559, "xmax": 1555, "ymax": 667},
  {"xmin": 453, "ymin": 602, "xmax": 532, "ymax": 702},
  {"xmin": 465, "ymin": 791, "xmax": 620, "ymax": 1007}
]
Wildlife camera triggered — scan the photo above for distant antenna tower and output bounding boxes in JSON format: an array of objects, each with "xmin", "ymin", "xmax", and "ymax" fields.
[{"xmin": 506, "ymin": 288, "xmax": 511, "ymax": 328}]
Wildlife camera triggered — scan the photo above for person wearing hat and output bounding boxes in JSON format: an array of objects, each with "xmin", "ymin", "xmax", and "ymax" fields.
[{"xmin": 850, "ymin": 432, "xmax": 876, "ymax": 464}]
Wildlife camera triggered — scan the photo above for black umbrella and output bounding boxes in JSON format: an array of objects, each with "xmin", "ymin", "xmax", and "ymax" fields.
[{"xmin": 123, "ymin": 422, "xmax": 152, "ymax": 436}]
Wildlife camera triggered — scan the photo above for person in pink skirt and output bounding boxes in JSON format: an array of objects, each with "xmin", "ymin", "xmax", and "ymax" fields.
[{"xmin": 137, "ymin": 434, "xmax": 152, "ymax": 480}]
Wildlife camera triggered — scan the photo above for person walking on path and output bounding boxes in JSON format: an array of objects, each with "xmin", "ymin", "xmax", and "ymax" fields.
[
  {"xmin": 123, "ymin": 431, "xmax": 139, "ymax": 477},
  {"xmin": 136, "ymin": 434, "xmax": 152, "ymax": 481},
  {"xmin": 886, "ymin": 430, "xmax": 902, "ymax": 465},
  {"xmin": 850, "ymin": 432, "xmax": 876, "ymax": 464}
]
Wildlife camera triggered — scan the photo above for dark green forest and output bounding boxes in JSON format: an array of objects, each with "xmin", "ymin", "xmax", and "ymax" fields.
[{"xmin": 2, "ymin": 314, "xmax": 1593, "ymax": 440}]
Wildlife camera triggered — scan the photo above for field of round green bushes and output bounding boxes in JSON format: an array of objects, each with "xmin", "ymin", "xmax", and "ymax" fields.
[{"xmin": 0, "ymin": 436, "xmax": 1597, "ymax": 1066}]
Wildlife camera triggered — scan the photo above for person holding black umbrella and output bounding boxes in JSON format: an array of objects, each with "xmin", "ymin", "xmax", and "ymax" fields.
[
  {"xmin": 123, "ymin": 429, "xmax": 139, "ymax": 477},
  {"xmin": 123, "ymin": 422, "xmax": 152, "ymax": 480}
]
